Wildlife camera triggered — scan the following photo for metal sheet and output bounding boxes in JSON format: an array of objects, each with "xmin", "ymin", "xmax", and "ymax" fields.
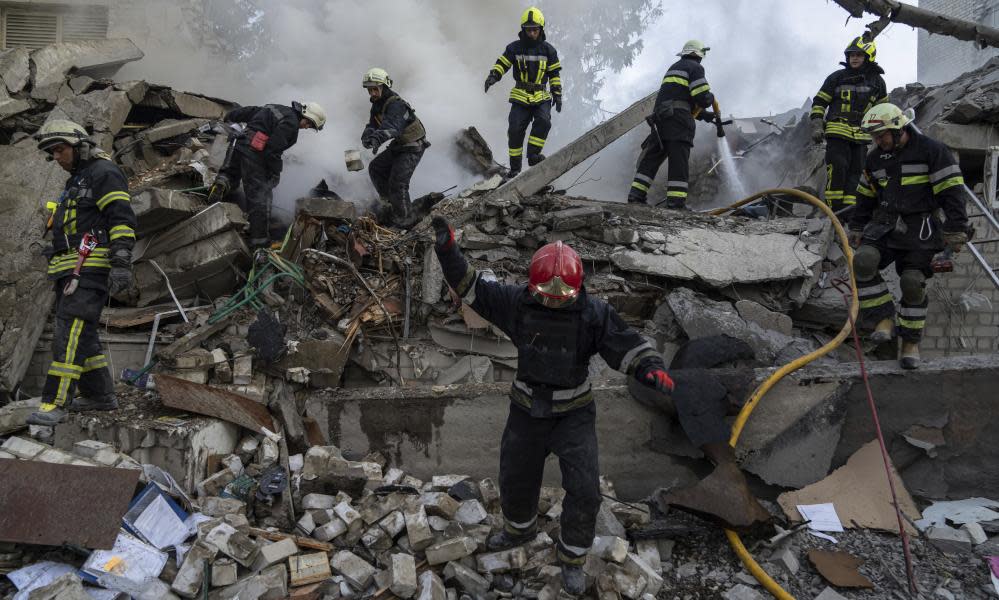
[
  {"xmin": 156, "ymin": 374, "xmax": 275, "ymax": 433},
  {"xmin": 0, "ymin": 460, "xmax": 140, "ymax": 549}
]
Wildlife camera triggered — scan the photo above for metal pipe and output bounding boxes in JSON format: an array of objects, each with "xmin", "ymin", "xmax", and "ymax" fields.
[
  {"xmin": 143, "ymin": 305, "xmax": 214, "ymax": 367},
  {"xmin": 148, "ymin": 260, "xmax": 190, "ymax": 323},
  {"xmin": 967, "ymin": 242, "xmax": 999, "ymax": 290}
]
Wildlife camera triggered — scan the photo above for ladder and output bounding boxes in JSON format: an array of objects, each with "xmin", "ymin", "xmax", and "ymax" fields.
[{"xmin": 963, "ymin": 146, "xmax": 999, "ymax": 290}]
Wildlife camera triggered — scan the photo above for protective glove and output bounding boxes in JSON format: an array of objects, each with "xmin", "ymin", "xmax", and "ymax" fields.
[
  {"xmin": 848, "ymin": 228, "xmax": 864, "ymax": 249},
  {"xmin": 484, "ymin": 72, "xmax": 501, "ymax": 93},
  {"xmin": 108, "ymin": 266, "xmax": 132, "ymax": 295},
  {"xmin": 696, "ymin": 110, "xmax": 716, "ymax": 123},
  {"xmin": 361, "ymin": 127, "xmax": 375, "ymax": 150},
  {"xmin": 635, "ymin": 360, "xmax": 675, "ymax": 394},
  {"xmin": 810, "ymin": 119, "xmax": 825, "ymax": 144},
  {"xmin": 553, "ymin": 94, "xmax": 563, "ymax": 113},
  {"xmin": 431, "ymin": 216, "xmax": 454, "ymax": 251},
  {"xmin": 943, "ymin": 230, "xmax": 968, "ymax": 254},
  {"xmin": 370, "ymin": 129, "xmax": 392, "ymax": 150}
]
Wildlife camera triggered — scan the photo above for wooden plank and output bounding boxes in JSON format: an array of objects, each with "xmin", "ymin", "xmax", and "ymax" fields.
[{"xmin": 248, "ymin": 527, "xmax": 334, "ymax": 553}]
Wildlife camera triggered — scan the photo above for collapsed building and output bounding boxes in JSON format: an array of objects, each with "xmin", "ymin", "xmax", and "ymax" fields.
[{"xmin": 1, "ymin": 37, "xmax": 999, "ymax": 600}]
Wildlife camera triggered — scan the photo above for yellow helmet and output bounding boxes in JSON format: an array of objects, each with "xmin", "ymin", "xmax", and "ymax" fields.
[
  {"xmin": 362, "ymin": 67, "xmax": 393, "ymax": 89},
  {"xmin": 35, "ymin": 119, "xmax": 89, "ymax": 151},
  {"xmin": 861, "ymin": 103, "xmax": 914, "ymax": 134},
  {"xmin": 521, "ymin": 7, "xmax": 545, "ymax": 28},
  {"xmin": 845, "ymin": 36, "xmax": 877, "ymax": 62},
  {"xmin": 678, "ymin": 40, "xmax": 709, "ymax": 58},
  {"xmin": 300, "ymin": 102, "xmax": 326, "ymax": 130}
]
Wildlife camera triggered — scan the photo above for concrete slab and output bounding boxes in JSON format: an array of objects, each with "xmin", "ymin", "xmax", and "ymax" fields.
[
  {"xmin": 0, "ymin": 47, "xmax": 30, "ymax": 94},
  {"xmin": 134, "ymin": 202, "xmax": 247, "ymax": 261},
  {"xmin": 131, "ymin": 188, "xmax": 206, "ymax": 238},
  {"xmin": 0, "ymin": 86, "xmax": 31, "ymax": 120},
  {"xmin": 140, "ymin": 87, "xmax": 227, "ymax": 119},
  {"xmin": 30, "ymin": 39, "xmax": 144, "ymax": 90},
  {"xmin": 46, "ymin": 88, "xmax": 133, "ymax": 149}
]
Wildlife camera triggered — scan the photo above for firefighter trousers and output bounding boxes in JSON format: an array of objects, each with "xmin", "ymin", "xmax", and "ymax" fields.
[
  {"xmin": 507, "ymin": 102, "xmax": 552, "ymax": 173},
  {"xmin": 824, "ymin": 137, "xmax": 867, "ymax": 213},
  {"xmin": 369, "ymin": 144, "xmax": 426, "ymax": 225},
  {"xmin": 41, "ymin": 281, "xmax": 113, "ymax": 409},
  {"xmin": 629, "ymin": 136, "xmax": 691, "ymax": 208},
  {"xmin": 499, "ymin": 402, "xmax": 600, "ymax": 565},
  {"xmin": 853, "ymin": 242, "xmax": 935, "ymax": 342},
  {"xmin": 219, "ymin": 149, "xmax": 279, "ymax": 246}
]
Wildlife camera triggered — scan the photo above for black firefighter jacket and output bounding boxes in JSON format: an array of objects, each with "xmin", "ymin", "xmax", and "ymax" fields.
[{"xmin": 224, "ymin": 104, "xmax": 301, "ymax": 177}]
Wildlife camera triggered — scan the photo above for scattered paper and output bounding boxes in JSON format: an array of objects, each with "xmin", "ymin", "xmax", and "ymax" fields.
[
  {"xmin": 914, "ymin": 498, "xmax": 999, "ymax": 531},
  {"xmin": 808, "ymin": 531, "xmax": 839, "ymax": 543},
  {"xmin": 797, "ymin": 503, "xmax": 844, "ymax": 532},
  {"xmin": 131, "ymin": 494, "xmax": 188, "ymax": 549},
  {"xmin": 82, "ymin": 530, "xmax": 167, "ymax": 587},
  {"xmin": 8, "ymin": 561, "xmax": 77, "ymax": 599}
]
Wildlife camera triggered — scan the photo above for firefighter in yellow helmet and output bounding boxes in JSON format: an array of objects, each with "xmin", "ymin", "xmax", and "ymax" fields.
[
  {"xmin": 361, "ymin": 67, "xmax": 429, "ymax": 228},
  {"xmin": 484, "ymin": 7, "xmax": 562, "ymax": 177},
  {"xmin": 849, "ymin": 103, "xmax": 969, "ymax": 369},
  {"xmin": 27, "ymin": 119, "xmax": 137, "ymax": 426},
  {"xmin": 810, "ymin": 36, "xmax": 888, "ymax": 214}
]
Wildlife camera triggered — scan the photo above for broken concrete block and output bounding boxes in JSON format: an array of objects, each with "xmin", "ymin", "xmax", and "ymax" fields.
[
  {"xmin": 333, "ymin": 501, "xmax": 363, "ymax": 529},
  {"xmin": 302, "ymin": 493, "xmax": 337, "ymax": 510},
  {"xmin": 361, "ymin": 523, "xmax": 392, "ymax": 552},
  {"xmin": 203, "ymin": 522, "xmax": 258, "ymax": 567},
  {"xmin": 814, "ymin": 588, "xmax": 848, "ymax": 600},
  {"xmin": 624, "ymin": 552, "xmax": 663, "ymax": 596},
  {"xmin": 442, "ymin": 561, "xmax": 489, "ymax": 597},
  {"xmin": 454, "ymin": 499, "xmax": 488, "ymax": 525},
  {"xmin": 416, "ymin": 570, "xmax": 446, "ymax": 600},
  {"xmin": 142, "ymin": 118, "xmax": 209, "ymax": 143},
  {"xmin": 330, "ymin": 550, "xmax": 376, "ymax": 590},
  {"xmin": 197, "ymin": 467, "xmax": 237, "ymax": 498},
  {"xmin": 381, "ymin": 510, "xmax": 406, "ymax": 538},
  {"xmin": 296, "ymin": 196, "xmax": 358, "ymax": 221},
  {"xmin": 736, "ymin": 299, "xmax": 793, "ymax": 336},
  {"xmin": 295, "ymin": 512, "xmax": 317, "ymax": 536},
  {"xmin": 136, "ymin": 202, "xmax": 247, "ymax": 262},
  {"xmin": 289, "ymin": 552, "xmax": 332, "ymax": 587},
  {"xmin": 769, "ymin": 547, "xmax": 799, "ymax": 575},
  {"xmin": 389, "ymin": 553, "xmax": 418, "ymax": 598},
  {"xmin": 46, "ymin": 87, "xmax": 132, "ymax": 146},
  {"xmin": 232, "ymin": 354, "xmax": 253, "ymax": 386},
  {"xmin": 2, "ymin": 436, "xmax": 48, "ymax": 459},
  {"xmin": 479, "ymin": 478, "xmax": 500, "ymax": 513},
  {"xmin": 547, "ymin": 205, "xmax": 604, "ymax": 231},
  {"xmin": 595, "ymin": 501, "xmax": 626, "ymax": 538},
  {"xmin": 212, "ymin": 349, "xmax": 232, "ymax": 383},
  {"xmin": 592, "ymin": 536, "xmax": 629, "ymax": 563},
  {"xmin": 420, "ymin": 492, "xmax": 460, "ymax": 519},
  {"xmin": 32, "ymin": 39, "xmax": 143, "ymax": 90},
  {"xmin": 722, "ymin": 584, "xmax": 765, "ymax": 600},
  {"xmin": 404, "ymin": 502, "xmax": 435, "ymax": 550},
  {"xmin": 0, "ymin": 399, "xmax": 39, "ymax": 435},
  {"xmin": 634, "ymin": 540, "xmax": 661, "ymax": 575},
  {"xmin": 140, "ymin": 88, "xmax": 227, "ymax": 119},
  {"xmin": 211, "ymin": 558, "xmax": 238, "ymax": 587},
  {"xmin": 0, "ymin": 87, "xmax": 31, "ymax": 121},
  {"xmin": 200, "ymin": 497, "xmax": 246, "ymax": 518},
  {"xmin": 962, "ymin": 522, "xmax": 989, "ymax": 545},
  {"xmin": 24, "ymin": 572, "xmax": 91, "ymax": 600},
  {"xmin": 926, "ymin": 525, "xmax": 973, "ymax": 554},
  {"xmin": 172, "ymin": 540, "xmax": 218, "ymax": 598},
  {"xmin": 130, "ymin": 188, "xmax": 205, "ymax": 238},
  {"xmin": 606, "ymin": 562, "xmax": 647, "ymax": 600},
  {"xmin": 345, "ymin": 149, "xmax": 364, "ymax": 172},
  {"xmin": 0, "ymin": 48, "xmax": 30, "ymax": 94},
  {"xmin": 476, "ymin": 547, "xmax": 528, "ymax": 573},
  {"xmin": 425, "ymin": 536, "xmax": 477, "ymax": 565},
  {"xmin": 210, "ymin": 563, "xmax": 287, "ymax": 600},
  {"xmin": 70, "ymin": 440, "xmax": 118, "ymax": 465},
  {"xmin": 312, "ymin": 517, "xmax": 347, "ymax": 542},
  {"xmin": 253, "ymin": 537, "xmax": 298, "ymax": 571}
]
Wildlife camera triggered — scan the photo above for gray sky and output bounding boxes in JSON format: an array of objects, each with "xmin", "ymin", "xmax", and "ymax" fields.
[{"xmin": 599, "ymin": 0, "xmax": 919, "ymax": 118}]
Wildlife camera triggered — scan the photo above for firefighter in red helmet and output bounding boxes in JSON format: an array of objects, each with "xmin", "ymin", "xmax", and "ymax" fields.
[{"xmin": 430, "ymin": 216, "xmax": 673, "ymax": 595}]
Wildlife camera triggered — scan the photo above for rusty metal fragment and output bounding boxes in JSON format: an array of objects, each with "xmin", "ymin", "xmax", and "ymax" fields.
[
  {"xmin": 0, "ymin": 461, "xmax": 140, "ymax": 548},
  {"xmin": 156, "ymin": 374, "xmax": 275, "ymax": 433}
]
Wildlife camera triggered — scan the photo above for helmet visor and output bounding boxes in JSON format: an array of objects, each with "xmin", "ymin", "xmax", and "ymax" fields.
[{"xmin": 531, "ymin": 275, "xmax": 579, "ymax": 308}]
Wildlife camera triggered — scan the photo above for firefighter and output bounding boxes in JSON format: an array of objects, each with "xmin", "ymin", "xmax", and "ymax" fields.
[
  {"xmin": 811, "ymin": 37, "xmax": 888, "ymax": 214},
  {"xmin": 849, "ymin": 103, "xmax": 969, "ymax": 369},
  {"xmin": 361, "ymin": 68, "xmax": 429, "ymax": 228},
  {"xmin": 485, "ymin": 7, "xmax": 562, "ymax": 177},
  {"xmin": 429, "ymin": 216, "xmax": 768, "ymax": 595},
  {"xmin": 208, "ymin": 101, "xmax": 327, "ymax": 248},
  {"xmin": 627, "ymin": 40, "xmax": 715, "ymax": 209},
  {"xmin": 26, "ymin": 120, "xmax": 137, "ymax": 426}
]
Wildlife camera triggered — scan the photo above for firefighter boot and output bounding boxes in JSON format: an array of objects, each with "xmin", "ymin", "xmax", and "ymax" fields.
[
  {"xmin": 207, "ymin": 174, "xmax": 231, "ymax": 204},
  {"xmin": 559, "ymin": 559, "xmax": 586, "ymax": 596},
  {"xmin": 900, "ymin": 340, "xmax": 921, "ymax": 370},
  {"xmin": 486, "ymin": 527, "xmax": 535, "ymax": 552},
  {"xmin": 870, "ymin": 318, "xmax": 894, "ymax": 344},
  {"xmin": 665, "ymin": 197, "xmax": 687, "ymax": 210},
  {"xmin": 68, "ymin": 394, "xmax": 118, "ymax": 413},
  {"xmin": 527, "ymin": 153, "xmax": 546, "ymax": 167},
  {"xmin": 26, "ymin": 403, "xmax": 68, "ymax": 426},
  {"xmin": 661, "ymin": 442, "xmax": 770, "ymax": 530}
]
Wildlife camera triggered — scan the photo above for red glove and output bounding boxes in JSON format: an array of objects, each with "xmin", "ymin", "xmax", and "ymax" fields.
[
  {"xmin": 431, "ymin": 216, "xmax": 454, "ymax": 251},
  {"xmin": 644, "ymin": 369, "xmax": 675, "ymax": 394}
]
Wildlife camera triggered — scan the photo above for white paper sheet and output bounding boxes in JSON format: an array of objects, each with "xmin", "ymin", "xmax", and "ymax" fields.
[
  {"xmin": 132, "ymin": 493, "xmax": 189, "ymax": 549},
  {"xmin": 797, "ymin": 503, "xmax": 845, "ymax": 532},
  {"xmin": 82, "ymin": 530, "xmax": 168, "ymax": 587},
  {"xmin": 8, "ymin": 561, "xmax": 77, "ymax": 599},
  {"xmin": 808, "ymin": 530, "xmax": 839, "ymax": 543}
]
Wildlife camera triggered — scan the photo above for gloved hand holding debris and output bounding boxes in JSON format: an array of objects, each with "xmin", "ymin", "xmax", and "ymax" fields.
[
  {"xmin": 810, "ymin": 119, "xmax": 825, "ymax": 144},
  {"xmin": 635, "ymin": 358, "xmax": 675, "ymax": 394},
  {"xmin": 431, "ymin": 216, "xmax": 454, "ymax": 251}
]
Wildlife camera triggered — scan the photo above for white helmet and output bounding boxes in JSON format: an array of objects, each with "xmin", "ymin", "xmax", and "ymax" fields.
[
  {"xmin": 35, "ymin": 119, "xmax": 89, "ymax": 151},
  {"xmin": 300, "ymin": 102, "xmax": 326, "ymax": 130},
  {"xmin": 362, "ymin": 67, "xmax": 393, "ymax": 89},
  {"xmin": 678, "ymin": 39, "xmax": 709, "ymax": 58}
]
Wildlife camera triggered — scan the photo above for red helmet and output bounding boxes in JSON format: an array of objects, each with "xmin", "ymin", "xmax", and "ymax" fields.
[{"xmin": 528, "ymin": 241, "xmax": 583, "ymax": 308}]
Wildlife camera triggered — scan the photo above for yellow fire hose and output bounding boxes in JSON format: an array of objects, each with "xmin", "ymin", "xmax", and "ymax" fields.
[{"xmin": 708, "ymin": 188, "xmax": 859, "ymax": 600}]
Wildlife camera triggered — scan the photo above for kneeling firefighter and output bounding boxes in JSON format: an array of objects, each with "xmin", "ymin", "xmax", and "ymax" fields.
[
  {"xmin": 208, "ymin": 101, "xmax": 327, "ymax": 249},
  {"xmin": 430, "ymin": 216, "xmax": 769, "ymax": 595},
  {"xmin": 849, "ymin": 103, "xmax": 970, "ymax": 369},
  {"xmin": 27, "ymin": 120, "xmax": 137, "ymax": 426},
  {"xmin": 361, "ymin": 67, "xmax": 429, "ymax": 228}
]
